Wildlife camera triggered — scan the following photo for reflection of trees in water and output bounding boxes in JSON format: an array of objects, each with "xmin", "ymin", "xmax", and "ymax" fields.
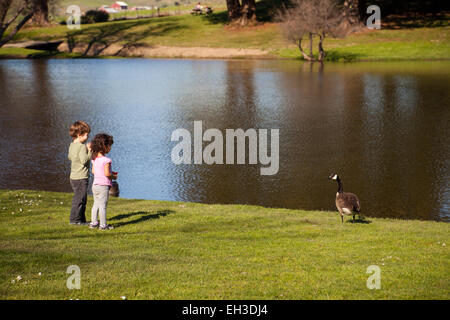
[
  {"xmin": 169, "ymin": 60, "xmax": 262, "ymax": 205},
  {"xmin": 203, "ymin": 61, "xmax": 261, "ymax": 205},
  {"xmin": 167, "ymin": 61, "xmax": 448, "ymax": 220},
  {"xmin": 359, "ymin": 73, "xmax": 448, "ymax": 219},
  {"xmin": 407, "ymin": 75, "xmax": 450, "ymax": 219},
  {"xmin": 273, "ymin": 62, "xmax": 355, "ymax": 210},
  {"xmin": 0, "ymin": 60, "xmax": 447, "ymax": 220},
  {"xmin": 274, "ymin": 63, "xmax": 448, "ymax": 220},
  {"xmin": 0, "ymin": 61, "xmax": 70, "ymax": 192}
]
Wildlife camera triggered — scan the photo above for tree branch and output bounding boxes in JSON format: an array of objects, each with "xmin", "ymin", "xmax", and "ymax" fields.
[
  {"xmin": 0, "ymin": 10, "xmax": 34, "ymax": 47},
  {"xmin": 4, "ymin": 3, "xmax": 28, "ymax": 29}
]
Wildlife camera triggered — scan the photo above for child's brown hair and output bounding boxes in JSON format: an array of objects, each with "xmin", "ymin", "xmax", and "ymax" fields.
[
  {"xmin": 91, "ymin": 133, "xmax": 114, "ymax": 160},
  {"xmin": 69, "ymin": 121, "xmax": 91, "ymax": 139}
]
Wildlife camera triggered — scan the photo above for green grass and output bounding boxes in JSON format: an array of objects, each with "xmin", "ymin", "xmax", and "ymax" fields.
[
  {"xmin": 276, "ymin": 26, "xmax": 450, "ymax": 61},
  {"xmin": 0, "ymin": 47, "xmax": 43, "ymax": 58},
  {"xmin": 11, "ymin": 14, "xmax": 282, "ymax": 49},
  {"xmin": 2, "ymin": 8, "xmax": 449, "ymax": 61},
  {"xmin": 0, "ymin": 47, "xmax": 86, "ymax": 59},
  {"xmin": 0, "ymin": 189, "xmax": 449, "ymax": 299}
]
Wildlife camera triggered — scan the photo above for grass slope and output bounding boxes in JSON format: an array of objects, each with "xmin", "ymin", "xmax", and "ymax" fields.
[
  {"xmin": 1, "ymin": 9, "xmax": 448, "ymax": 60},
  {"xmin": 0, "ymin": 189, "xmax": 448, "ymax": 299}
]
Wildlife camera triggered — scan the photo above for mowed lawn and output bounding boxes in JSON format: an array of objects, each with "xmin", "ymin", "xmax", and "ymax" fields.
[
  {"xmin": 5, "ymin": 10, "xmax": 450, "ymax": 61},
  {"xmin": 0, "ymin": 189, "xmax": 448, "ymax": 299}
]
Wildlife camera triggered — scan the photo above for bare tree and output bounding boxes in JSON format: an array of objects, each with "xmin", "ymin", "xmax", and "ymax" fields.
[
  {"xmin": 226, "ymin": 0, "xmax": 257, "ymax": 26},
  {"xmin": 278, "ymin": 0, "xmax": 346, "ymax": 62}
]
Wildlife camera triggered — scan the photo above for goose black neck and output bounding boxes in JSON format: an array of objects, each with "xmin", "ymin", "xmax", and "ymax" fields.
[{"xmin": 336, "ymin": 177, "xmax": 343, "ymax": 193}]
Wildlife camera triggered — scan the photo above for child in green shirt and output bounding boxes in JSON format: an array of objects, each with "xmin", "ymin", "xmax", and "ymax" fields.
[{"xmin": 68, "ymin": 121, "xmax": 92, "ymax": 225}]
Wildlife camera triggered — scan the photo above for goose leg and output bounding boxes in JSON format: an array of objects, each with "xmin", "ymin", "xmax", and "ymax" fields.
[
  {"xmin": 341, "ymin": 214, "xmax": 343, "ymax": 223},
  {"xmin": 353, "ymin": 214, "xmax": 355, "ymax": 223}
]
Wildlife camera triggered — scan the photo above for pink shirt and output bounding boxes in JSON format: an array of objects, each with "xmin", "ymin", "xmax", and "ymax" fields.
[{"xmin": 92, "ymin": 156, "xmax": 112, "ymax": 186}]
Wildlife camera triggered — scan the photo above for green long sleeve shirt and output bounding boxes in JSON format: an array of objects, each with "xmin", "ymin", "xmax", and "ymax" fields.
[{"xmin": 68, "ymin": 141, "xmax": 92, "ymax": 180}]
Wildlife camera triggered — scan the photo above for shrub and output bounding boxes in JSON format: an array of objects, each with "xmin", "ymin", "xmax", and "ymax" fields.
[{"xmin": 81, "ymin": 10, "xmax": 110, "ymax": 24}]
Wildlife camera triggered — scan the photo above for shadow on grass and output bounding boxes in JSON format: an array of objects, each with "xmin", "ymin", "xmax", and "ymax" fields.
[
  {"xmin": 110, "ymin": 210, "xmax": 175, "ymax": 228},
  {"xmin": 346, "ymin": 216, "xmax": 372, "ymax": 224},
  {"xmin": 382, "ymin": 12, "xmax": 450, "ymax": 29},
  {"xmin": 202, "ymin": 10, "xmax": 228, "ymax": 25},
  {"xmin": 26, "ymin": 50, "xmax": 86, "ymax": 59},
  {"xmin": 324, "ymin": 50, "xmax": 365, "ymax": 62},
  {"xmin": 65, "ymin": 18, "xmax": 187, "ymax": 57},
  {"xmin": 255, "ymin": 0, "xmax": 292, "ymax": 22}
]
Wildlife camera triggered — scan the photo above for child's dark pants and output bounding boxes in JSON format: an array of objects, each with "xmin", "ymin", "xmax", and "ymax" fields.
[{"xmin": 70, "ymin": 178, "xmax": 88, "ymax": 223}]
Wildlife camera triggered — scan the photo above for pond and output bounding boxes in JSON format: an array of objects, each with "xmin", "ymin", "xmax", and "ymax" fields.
[{"xmin": 0, "ymin": 59, "xmax": 448, "ymax": 221}]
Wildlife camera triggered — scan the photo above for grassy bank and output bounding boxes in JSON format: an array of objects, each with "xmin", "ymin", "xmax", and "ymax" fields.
[
  {"xmin": 0, "ymin": 189, "xmax": 448, "ymax": 299},
  {"xmin": 1, "ymin": 9, "xmax": 449, "ymax": 61},
  {"xmin": 0, "ymin": 47, "xmax": 85, "ymax": 59}
]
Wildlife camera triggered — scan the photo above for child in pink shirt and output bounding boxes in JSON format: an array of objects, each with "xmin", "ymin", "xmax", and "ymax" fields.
[{"xmin": 89, "ymin": 133, "xmax": 117, "ymax": 230}]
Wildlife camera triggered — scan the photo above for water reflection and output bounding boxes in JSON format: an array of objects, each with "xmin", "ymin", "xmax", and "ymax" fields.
[{"xmin": 0, "ymin": 59, "xmax": 448, "ymax": 221}]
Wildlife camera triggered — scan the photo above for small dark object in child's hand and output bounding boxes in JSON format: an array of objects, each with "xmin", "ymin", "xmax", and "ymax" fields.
[{"xmin": 109, "ymin": 181, "xmax": 120, "ymax": 197}]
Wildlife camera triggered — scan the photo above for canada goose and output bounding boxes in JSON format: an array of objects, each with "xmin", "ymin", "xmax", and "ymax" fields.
[{"xmin": 328, "ymin": 173, "xmax": 361, "ymax": 223}]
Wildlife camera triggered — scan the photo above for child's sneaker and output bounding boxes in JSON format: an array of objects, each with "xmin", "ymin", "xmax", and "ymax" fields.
[
  {"xmin": 89, "ymin": 222, "xmax": 99, "ymax": 229},
  {"xmin": 70, "ymin": 221, "xmax": 89, "ymax": 226},
  {"xmin": 99, "ymin": 224, "xmax": 114, "ymax": 230}
]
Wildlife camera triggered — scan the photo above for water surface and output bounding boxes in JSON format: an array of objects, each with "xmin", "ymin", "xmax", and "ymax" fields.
[{"xmin": 0, "ymin": 59, "xmax": 448, "ymax": 221}]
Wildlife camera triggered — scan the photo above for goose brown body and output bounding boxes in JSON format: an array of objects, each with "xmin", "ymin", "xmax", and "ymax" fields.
[{"xmin": 329, "ymin": 173, "xmax": 361, "ymax": 223}]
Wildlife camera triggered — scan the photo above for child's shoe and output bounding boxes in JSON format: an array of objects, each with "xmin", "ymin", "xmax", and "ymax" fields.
[
  {"xmin": 70, "ymin": 221, "xmax": 89, "ymax": 226},
  {"xmin": 99, "ymin": 224, "xmax": 114, "ymax": 230},
  {"xmin": 89, "ymin": 222, "xmax": 99, "ymax": 229}
]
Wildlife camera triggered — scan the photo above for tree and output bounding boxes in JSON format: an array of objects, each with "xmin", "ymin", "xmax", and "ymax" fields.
[
  {"xmin": 226, "ymin": 0, "xmax": 257, "ymax": 26},
  {"xmin": 342, "ymin": 0, "xmax": 366, "ymax": 28},
  {"xmin": 278, "ymin": 0, "xmax": 346, "ymax": 62},
  {"xmin": 0, "ymin": 0, "xmax": 35, "ymax": 47},
  {"xmin": 31, "ymin": 0, "xmax": 49, "ymax": 26},
  {"xmin": 0, "ymin": 0, "xmax": 51, "ymax": 47}
]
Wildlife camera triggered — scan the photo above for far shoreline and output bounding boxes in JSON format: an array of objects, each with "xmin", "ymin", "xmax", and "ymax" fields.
[
  {"xmin": 1, "ymin": 49, "xmax": 450, "ymax": 62},
  {"xmin": 1, "ymin": 13, "xmax": 448, "ymax": 62}
]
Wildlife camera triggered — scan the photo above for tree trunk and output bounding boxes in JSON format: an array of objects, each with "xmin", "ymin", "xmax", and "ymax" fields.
[
  {"xmin": 318, "ymin": 32, "xmax": 325, "ymax": 61},
  {"xmin": 227, "ymin": 0, "xmax": 256, "ymax": 26},
  {"xmin": 308, "ymin": 32, "xmax": 313, "ymax": 58},
  {"xmin": 343, "ymin": 0, "xmax": 362, "ymax": 26},
  {"xmin": 242, "ymin": 0, "xmax": 257, "ymax": 24},
  {"xmin": 358, "ymin": 0, "xmax": 367, "ymax": 20},
  {"xmin": 297, "ymin": 39, "xmax": 314, "ymax": 61},
  {"xmin": 31, "ymin": 0, "xmax": 49, "ymax": 26},
  {"xmin": 226, "ymin": 0, "xmax": 242, "ymax": 21}
]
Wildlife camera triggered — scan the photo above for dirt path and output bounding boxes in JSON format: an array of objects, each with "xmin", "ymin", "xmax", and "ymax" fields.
[{"xmin": 57, "ymin": 42, "xmax": 275, "ymax": 59}]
